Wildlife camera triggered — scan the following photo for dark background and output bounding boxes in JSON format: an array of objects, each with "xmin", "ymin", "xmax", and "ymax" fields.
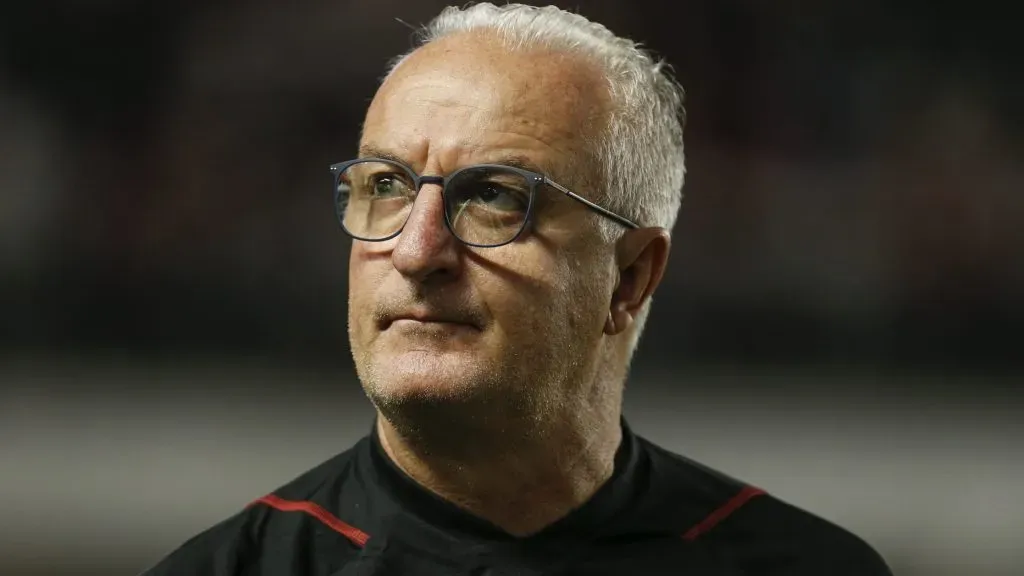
[{"xmin": 0, "ymin": 1, "xmax": 1020, "ymax": 575}]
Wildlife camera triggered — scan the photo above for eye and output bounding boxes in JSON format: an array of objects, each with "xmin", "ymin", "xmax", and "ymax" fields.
[
  {"xmin": 340, "ymin": 161, "xmax": 414, "ymax": 201},
  {"xmin": 369, "ymin": 174, "xmax": 407, "ymax": 198},
  {"xmin": 474, "ymin": 183, "xmax": 528, "ymax": 211}
]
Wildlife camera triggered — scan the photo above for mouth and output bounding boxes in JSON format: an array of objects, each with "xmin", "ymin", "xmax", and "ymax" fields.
[{"xmin": 380, "ymin": 311, "xmax": 481, "ymax": 332}]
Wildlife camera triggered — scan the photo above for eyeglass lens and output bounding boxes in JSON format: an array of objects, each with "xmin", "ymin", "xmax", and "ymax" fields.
[{"xmin": 336, "ymin": 160, "xmax": 532, "ymax": 246}]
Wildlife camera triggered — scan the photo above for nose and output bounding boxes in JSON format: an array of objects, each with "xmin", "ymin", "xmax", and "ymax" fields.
[{"xmin": 391, "ymin": 182, "xmax": 462, "ymax": 283}]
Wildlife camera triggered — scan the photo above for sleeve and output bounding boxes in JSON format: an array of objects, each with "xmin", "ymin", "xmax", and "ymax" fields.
[{"xmin": 138, "ymin": 509, "xmax": 257, "ymax": 576}]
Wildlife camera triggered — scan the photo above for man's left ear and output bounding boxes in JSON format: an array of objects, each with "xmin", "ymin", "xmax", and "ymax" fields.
[{"xmin": 604, "ymin": 228, "xmax": 671, "ymax": 336}]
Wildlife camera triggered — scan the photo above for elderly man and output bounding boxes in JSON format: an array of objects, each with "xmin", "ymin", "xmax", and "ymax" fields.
[{"xmin": 146, "ymin": 3, "xmax": 892, "ymax": 575}]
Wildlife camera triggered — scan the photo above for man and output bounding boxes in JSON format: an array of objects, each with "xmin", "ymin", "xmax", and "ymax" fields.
[{"xmin": 145, "ymin": 3, "xmax": 892, "ymax": 575}]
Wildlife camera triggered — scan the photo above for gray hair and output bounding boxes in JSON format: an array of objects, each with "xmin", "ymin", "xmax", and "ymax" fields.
[{"xmin": 384, "ymin": 2, "xmax": 687, "ymax": 359}]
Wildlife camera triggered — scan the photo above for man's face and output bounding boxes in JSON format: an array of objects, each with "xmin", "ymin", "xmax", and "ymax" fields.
[{"xmin": 348, "ymin": 33, "xmax": 617, "ymax": 431}]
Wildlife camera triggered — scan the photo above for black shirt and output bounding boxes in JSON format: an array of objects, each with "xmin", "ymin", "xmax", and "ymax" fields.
[{"xmin": 143, "ymin": 419, "xmax": 892, "ymax": 575}]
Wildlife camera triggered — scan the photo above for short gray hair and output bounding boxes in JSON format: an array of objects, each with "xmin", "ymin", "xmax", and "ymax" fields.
[
  {"xmin": 386, "ymin": 2, "xmax": 686, "ymax": 231},
  {"xmin": 384, "ymin": 2, "xmax": 687, "ymax": 359}
]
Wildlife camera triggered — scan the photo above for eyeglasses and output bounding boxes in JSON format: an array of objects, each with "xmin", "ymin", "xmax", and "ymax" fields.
[{"xmin": 330, "ymin": 157, "xmax": 639, "ymax": 248}]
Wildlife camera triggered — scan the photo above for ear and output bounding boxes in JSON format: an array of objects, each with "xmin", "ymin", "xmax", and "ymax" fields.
[{"xmin": 604, "ymin": 228, "xmax": 671, "ymax": 336}]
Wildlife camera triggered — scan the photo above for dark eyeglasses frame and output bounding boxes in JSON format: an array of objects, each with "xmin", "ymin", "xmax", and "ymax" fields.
[{"xmin": 330, "ymin": 157, "xmax": 639, "ymax": 248}]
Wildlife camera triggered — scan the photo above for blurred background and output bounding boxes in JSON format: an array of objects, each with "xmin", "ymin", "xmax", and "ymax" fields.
[{"xmin": 0, "ymin": 1, "xmax": 1020, "ymax": 575}]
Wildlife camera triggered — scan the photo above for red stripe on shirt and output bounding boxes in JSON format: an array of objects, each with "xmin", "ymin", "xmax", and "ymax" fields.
[
  {"xmin": 682, "ymin": 485, "xmax": 767, "ymax": 541},
  {"xmin": 248, "ymin": 485, "xmax": 764, "ymax": 549},
  {"xmin": 249, "ymin": 494, "xmax": 370, "ymax": 547}
]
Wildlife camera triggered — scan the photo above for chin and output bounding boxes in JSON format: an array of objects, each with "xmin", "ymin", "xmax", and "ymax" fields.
[
  {"xmin": 359, "ymin": 350, "xmax": 544, "ymax": 450},
  {"xmin": 362, "ymin": 359, "xmax": 507, "ymax": 443},
  {"xmin": 361, "ymin": 350, "xmax": 491, "ymax": 404}
]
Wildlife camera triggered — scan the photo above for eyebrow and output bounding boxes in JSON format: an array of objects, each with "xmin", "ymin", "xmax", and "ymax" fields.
[
  {"xmin": 357, "ymin": 145, "xmax": 407, "ymax": 166},
  {"xmin": 357, "ymin": 145, "xmax": 551, "ymax": 177}
]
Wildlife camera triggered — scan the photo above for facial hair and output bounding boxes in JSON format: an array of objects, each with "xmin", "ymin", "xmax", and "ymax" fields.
[{"xmin": 352, "ymin": 258, "xmax": 604, "ymax": 462}]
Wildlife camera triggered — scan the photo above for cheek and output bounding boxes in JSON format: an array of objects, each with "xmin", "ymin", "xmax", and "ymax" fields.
[
  {"xmin": 347, "ymin": 247, "xmax": 385, "ymax": 338},
  {"xmin": 554, "ymin": 253, "xmax": 614, "ymax": 337},
  {"xmin": 479, "ymin": 250, "xmax": 587, "ymax": 338}
]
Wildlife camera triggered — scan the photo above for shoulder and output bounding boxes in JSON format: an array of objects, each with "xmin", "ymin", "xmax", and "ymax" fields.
[
  {"xmin": 715, "ymin": 492, "xmax": 894, "ymax": 575},
  {"xmin": 140, "ymin": 440, "xmax": 367, "ymax": 576},
  {"xmin": 639, "ymin": 438, "xmax": 893, "ymax": 576},
  {"xmin": 138, "ymin": 508, "xmax": 260, "ymax": 576}
]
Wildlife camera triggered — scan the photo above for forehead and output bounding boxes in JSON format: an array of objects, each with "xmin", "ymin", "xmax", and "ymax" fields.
[{"xmin": 362, "ymin": 31, "xmax": 607, "ymax": 179}]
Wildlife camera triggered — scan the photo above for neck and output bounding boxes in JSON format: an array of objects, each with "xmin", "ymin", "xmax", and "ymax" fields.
[{"xmin": 376, "ymin": 407, "xmax": 623, "ymax": 537}]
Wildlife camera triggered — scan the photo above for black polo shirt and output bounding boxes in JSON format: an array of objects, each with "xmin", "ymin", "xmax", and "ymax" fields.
[{"xmin": 143, "ymin": 419, "xmax": 892, "ymax": 575}]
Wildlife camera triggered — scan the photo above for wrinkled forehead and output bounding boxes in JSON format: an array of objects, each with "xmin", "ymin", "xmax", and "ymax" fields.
[
  {"xmin": 402, "ymin": 33, "xmax": 604, "ymax": 96},
  {"xmin": 363, "ymin": 31, "xmax": 608, "ymax": 181}
]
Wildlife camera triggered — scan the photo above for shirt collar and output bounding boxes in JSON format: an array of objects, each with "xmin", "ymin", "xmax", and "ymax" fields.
[{"xmin": 360, "ymin": 416, "xmax": 647, "ymax": 543}]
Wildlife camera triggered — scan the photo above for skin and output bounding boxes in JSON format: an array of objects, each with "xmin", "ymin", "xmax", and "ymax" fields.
[{"xmin": 348, "ymin": 30, "xmax": 671, "ymax": 536}]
